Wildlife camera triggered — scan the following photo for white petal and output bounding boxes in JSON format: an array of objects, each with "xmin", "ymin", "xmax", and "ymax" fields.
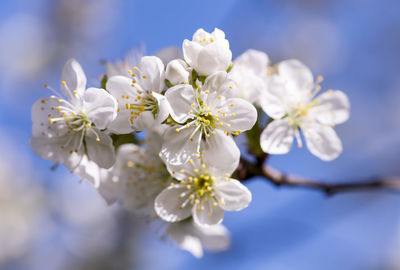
[
  {"xmin": 30, "ymin": 133, "xmax": 83, "ymax": 170},
  {"xmin": 133, "ymin": 111, "xmax": 155, "ymax": 131},
  {"xmin": 260, "ymin": 118, "xmax": 295, "ymax": 154},
  {"xmin": 97, "ymin": 172, "xmax": 122, "ymax": 205},
  {"xmin": 215, "ymin": 179, "xmax": 251, "ymax": 211},
  {"xmin": 302, "ymin": 123, "xmax": 342, "ymax": 161},
  {"xmin": 197, "ymin": 45, "xmax": 225, "ymax": 75},
  {"xmin": 204, "ymin": 71, "xmax": 228, "ymax": 92},
  {"xmin": 193, "ymin": 222, "xmax": 230, "ymax": 252},
  {"xmin": 192, "ymin": 200, "xmax": 224, "ymax": 227},
  {"xmin": 219, "ymin": 98, "xmax": 257, "ymax": 132},
  {"xmin": 165, "ymin": 84, "xmax": 196, "ymax": 123},
  {"xmin": 160, "ymin": 126, "xmax": 201, "ymax": 166},
  {"xmin": 31, "ymin": 97, "xmax": 70, "ymax": 138},
  {"xmin": 60, "ymin": 58, "xmax": 87, "ymax": 102},
  {"xmin": 234, "ymin": 49, "xmax": 269, "ymax": 76},
  {"xmin": 166, "ymin": 222, "xmax": 203, "ymax": 258},
  {"xmin": 202, "ymin": 129, "xmax": 240, "ymax": 175},
  {"xmin": 106, "ymin": 76, "xmax": 139, "ymax": 133},
  {"xmin": 165, "ymin": 59, "xmax": 190, "ymax": 85},
  {"xmin": 154, "ymin": 185, "xmax": 192, "ymax": 222},
  {"xmin": 260, "ymin": 75, "xmax": 288, "ymax": 119},
  {"xmin": 107, "ymin": 110, "xmax": 133, "ymax": 134},
  {"xmin": 85, "ymin": 129, "xmax": 115, "ymax": 168},
  {"xmin": 183, "ymin": 39, "xmax": 201, "ymax": 67},
  {"xmin": 84, "ymin": 88, "xmax": 117, "ymax": 130},
  {"xmin": 166, "ymin": 157, "xmax": 202, "ymax": 181},
  {"xmin": 152, "ymin": 92, "xmax": 171, "ymax": 124},
  {"xmin": 311, "ymin": 90, "xmax": 350, "ymax": 125},
  {"xmin": 136, "ymin": 56, "xmax": 165, "ymax": 93},
  {"xmin": 278, "ymin": 59, "xmax": 314, "ymax": 92}
]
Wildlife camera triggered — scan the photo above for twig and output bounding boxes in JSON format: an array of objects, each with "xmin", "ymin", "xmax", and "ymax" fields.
[{"xmin": 237, "ymin": 157, "xmax": 400, "ymax": 196}]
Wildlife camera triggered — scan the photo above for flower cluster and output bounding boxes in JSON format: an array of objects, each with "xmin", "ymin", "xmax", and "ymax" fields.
[{"xmin": 30, "ymin": 28, "xmax": 350, "ymax": 257}]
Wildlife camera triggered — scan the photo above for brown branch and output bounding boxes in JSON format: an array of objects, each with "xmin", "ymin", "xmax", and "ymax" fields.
[{"xmin": 236, "ymin": 157, "xmax": 400, "ymax": 196}]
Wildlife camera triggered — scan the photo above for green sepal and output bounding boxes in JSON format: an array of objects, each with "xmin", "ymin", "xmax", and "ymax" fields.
[{"xmin": 111, "ymin": 133, "xmax": 139, "ymax": 150}]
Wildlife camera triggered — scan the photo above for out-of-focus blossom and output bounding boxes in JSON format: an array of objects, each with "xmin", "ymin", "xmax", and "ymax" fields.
[
  {"xmin": 183, "ymin": 28, "xmax": 232, "ymax": 76},
  {"xmin": 260, "ymin": 59, "xmax": 350, "ymax": 161}
]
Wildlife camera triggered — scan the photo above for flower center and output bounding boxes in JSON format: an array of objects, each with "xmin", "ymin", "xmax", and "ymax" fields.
[
  {"xmin": 49, "ymin": 102, "xmax": 91, "ymax": 133},
  {"xmin": 127, "ymin": 93, "xmax": 158, "ymax": 125},
  {"xmin": 288, "ymin": 100, "xmax": 319, "ymax": 126}
]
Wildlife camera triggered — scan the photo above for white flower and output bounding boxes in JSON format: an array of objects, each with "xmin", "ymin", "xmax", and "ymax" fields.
[
  {"xmin": 183, "ymin": 28, "xmax": 232, "ymax": 76},
  {"xmin": 30, "ymin": 59, "xmax": 118, "ymax": 169},
  {"xmin": 165, "ymin": 59, "xmax": 191, "ymax": 85},
  {"xmin": 166, "ymin": 219, "xmax": 230, "ymax": 258},
  {"xmin": 228, "ymin": 49, "xmax": 270, "ymax": 104},
  {"xmin": 160, "ymin": 71, "xmax": 257, "ymax": 172},
  {"xmin": 106, "ymin": 56, "xmax": 171, "ymax": 134},
  {"xmin": 154, "ymin": 157, "xmax": 252, "ymax": 227},
  {"xmin": 104, "ymin": 48, "xmax": 143, "ymax": 78},
  {"xmin": 260, "ymin": 59, "xmax": 350, "ymax": 161},
  {"xmin": 117, "ymin": 141, "xmax": 171, "ymax": 215},
  {"xmin": 73, "ymin": 132, "xmax": 168, "ymax": 210}
]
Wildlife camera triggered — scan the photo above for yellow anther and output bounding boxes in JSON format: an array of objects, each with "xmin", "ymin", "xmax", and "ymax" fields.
[
  {"xmin": 195, "ymin": 199, "xmax": 200, "ymax": 204},
  {"xmin": 128, "ymin": 70, "xmax": 132, "ymax": 74},
  {"xmin": 194, "ymin": 169, "xmax": 199, "ymax": 173},
  {"xmin": 133, "ymin": 67, "xmax": 139, "ymax": 71},
  {"xmin": 179, "ymin": 169, "xmax": 185, "ymax": 173},
  {"xmin": 96, "ymin": 138, "xmax": 100, "ymax": 142},
  {"xmin": 44, "ymin": 84, "xmax": 48, "ymax": 88},
  {"xmin": 142, "ymin": 75, "xmax": 147, "ymax": 79},
  {"xmin": 317, "ymin": 75, "xmax": 324, "ymax": 82},
  {"xmin": 230, "ymin": 103, "xmax": 235, "ymax": 107},
  {"xmin": 73, "ymin": 90, "xmax": 78, "ymax": 94},
  {"xmin": 187, "ymin": 185, "xmax": 191, "ymax": 190},
  {"xmin": 231, "ymin": 113, "xmax": 236, "ymax": 117},
  {"xmin": 61, "ymin": 81, "xmax": 66, "ymax": 86},
  {"xmin": 175, "ymin": 128, "xmax": 180, "ymax": 132},
  {"xmin": 220, "ymin": 198, "xmax": 225, "ymax": 205}
]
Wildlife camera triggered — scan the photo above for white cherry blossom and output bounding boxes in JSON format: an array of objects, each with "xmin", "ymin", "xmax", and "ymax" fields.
[
  {"xmin": 228, "ymin": 49, "xmax": 270, "ymax": 104},
  {"xmin": 104, "ymin": 48, "xmax": 143, "ymax": 78},
  {"xmin": 160, "ymin": 71, "xmax": 257, "ymax": 172},
  {"xmin": 106, "ymin": 56, "xmax": 171, "ymax": 134},
  {"xmin": 30, "ymin": 59, "xmax": 118, "ymax": 170},
  {"xmin": 260, "ymin": 59, "xmax": 350, "ymax": 161},
  {"xmin": 165, "ymin": 59, "xmax": 191, "ymax": 85},
  {"xmin": 183, "ymin": 28, "xmax": 232, "ymax": 76},
  {"xmin": 166, "ymin": 219, "xmax": 230, "ymax": 258},
  {"xmin": 154, "ymin": 157, "xmax": 252, "ymax": 227}
]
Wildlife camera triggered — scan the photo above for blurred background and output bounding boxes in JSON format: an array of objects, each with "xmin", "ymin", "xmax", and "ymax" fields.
[{"xmin": 1, "ymin": 0, "xmax": 400, "ymax": 269}]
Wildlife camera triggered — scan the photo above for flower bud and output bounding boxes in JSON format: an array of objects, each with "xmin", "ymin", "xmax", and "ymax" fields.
[
  {"xmin": 183, "ymin": 28, "xmax": 232, "ymax": 76},
  {"xmin": 165, "ymin": 59, "xmax": 190, "ymax": 85}
]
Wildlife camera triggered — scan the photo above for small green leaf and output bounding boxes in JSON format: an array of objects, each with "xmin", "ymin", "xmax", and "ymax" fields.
[{"xmin": 100, "ymin": 75, "xmax": 108, "ymax": 90}]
